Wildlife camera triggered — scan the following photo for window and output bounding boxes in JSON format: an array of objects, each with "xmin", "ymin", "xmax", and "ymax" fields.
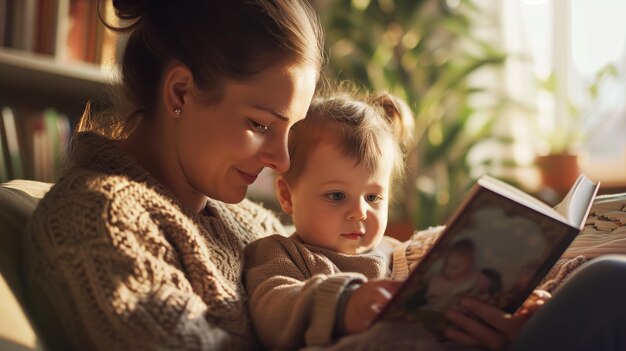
[{"xmin": 501, "ymin": 0, "xmax": 626, "ymax": 188}]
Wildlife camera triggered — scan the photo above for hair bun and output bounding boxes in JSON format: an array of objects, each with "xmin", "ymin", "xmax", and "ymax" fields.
[{"xmin": 370, "ymin": 92, "xmax": 415, "ymax": 148}]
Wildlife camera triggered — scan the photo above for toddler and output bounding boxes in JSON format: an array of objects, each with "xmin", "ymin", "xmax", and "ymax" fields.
[{"xmin": 244, "ymin": 89, "xmax": 419, "ymax": 350}]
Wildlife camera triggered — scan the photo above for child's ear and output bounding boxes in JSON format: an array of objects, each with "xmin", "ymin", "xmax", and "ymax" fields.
[{"xmin": 275, "ymin": 176, "xmax": 293, "ymax": 215}]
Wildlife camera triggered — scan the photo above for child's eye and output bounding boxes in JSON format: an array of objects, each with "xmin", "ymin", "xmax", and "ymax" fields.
[
  {"xmin": 325, "ymin": 192, "xmax": 345, "ymax": 201},
  {"xmin": 366, "ymin": 194, "xmax": 383, "ymax": 203},
  {"xmin": 250, "ymin": 120, "xmax": 270, "ymax": 134}
]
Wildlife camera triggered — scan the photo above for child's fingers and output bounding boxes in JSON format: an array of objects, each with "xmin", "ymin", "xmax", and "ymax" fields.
[
  {"xmin": 371, "ymin": 279, "xmax": 404, "ymax": 295},
  {"xmin": 369, "ymin": 287, "xmax": 393, "ymax": 314}
]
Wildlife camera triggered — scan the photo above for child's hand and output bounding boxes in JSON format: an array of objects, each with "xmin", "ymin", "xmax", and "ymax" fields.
[{"xmin": 343, "ymin": 279, "xmax": 403, "ymax": 334}]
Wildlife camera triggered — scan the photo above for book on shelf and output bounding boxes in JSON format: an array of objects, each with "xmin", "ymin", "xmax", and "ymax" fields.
[
  {"xmin": 376, "ymin": 174, "xmax": 600, "ymax": 335},
  {"xmin": 0, "ymin": 106, "xmax": 24, "ymax": 179},
  {"xmin": 7, "ymin": 0, "xmax": 37, "ymax": 52},
  {"xmin": 66, "ymin": 0, "xmax": 90, "ymax": 61},
  {"xmin": 1, "ymin": 0, "xmax": 120, "ymax": 68},
  {"xmin": 34, "ymin": 0, "xmax": 59, "ymax": 55},
  {"xmin": 1, "ymin": 105, "xmax": 70, "ymax": 182},
  {"xmin": 0, "ymin": 0, "xmax": 7, "ymax": 47}
]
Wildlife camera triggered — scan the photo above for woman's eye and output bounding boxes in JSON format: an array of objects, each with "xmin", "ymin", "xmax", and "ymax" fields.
[
  {"xmin": 325, "ymin": 192, "xmax": 345, "ymax": 201},
  {"xmin": 250, "ymin": 120, "xmax": 269, "ymax": 134},
  {"xmin": 366, "ymin": 194, "xmax": 383, "ymax": 203}
]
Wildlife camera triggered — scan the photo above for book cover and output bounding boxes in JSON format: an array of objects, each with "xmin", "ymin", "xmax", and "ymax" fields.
[
  {"xmin": 11, "ymin": 0, "xmax": 37, "ymax": 52},
  {"xmin": 84, "ymin": 0, "xmax": 99, "ymax": 63},
  {"xmin": 376, "ymin": 174, "xmax": 599, "ymax": 333},
  {"xmin": 35, "ymin": 0, "xmax": 59, "ymax": 55},
  {"xmin": 66, "ymin": 0, "xmax": 89, "ymax": 61},
  {"xmin": 42, "ymin": 108, "xmax": 70, "ymax": 181},
  {"xmin": 54, "ymin": 0, "xmax": 71, "ymax": 60}
]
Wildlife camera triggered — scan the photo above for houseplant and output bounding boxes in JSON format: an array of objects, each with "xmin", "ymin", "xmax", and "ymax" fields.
[
  {"xmin": 532, "ymin": 65, "xmax": 618, "ymax": 194},
  {"xmin": 317, "ymin": 0, "xmax": 508, "ymax": 233}
]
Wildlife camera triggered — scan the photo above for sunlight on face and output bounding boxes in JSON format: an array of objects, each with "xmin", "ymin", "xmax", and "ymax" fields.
[
  {"xmin": 288, "ymin": 141, "xmax": 395, "ymax": 255},
  {"xmin": 176, "ymin": 62, "xmax": 317, "ymax": 203}
]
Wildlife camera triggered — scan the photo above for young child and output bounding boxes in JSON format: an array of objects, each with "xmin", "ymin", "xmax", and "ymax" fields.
[{"xmin": 244, "ymin": 89, "xmax": 418, "ymax": 350}]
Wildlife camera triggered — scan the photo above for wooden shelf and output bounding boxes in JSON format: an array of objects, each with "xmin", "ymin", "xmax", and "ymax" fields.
[{"xmin": 0, "ymin": 48, "xmax": 117, "ymax": 108}]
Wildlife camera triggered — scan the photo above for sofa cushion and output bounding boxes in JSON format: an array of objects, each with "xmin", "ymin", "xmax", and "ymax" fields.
[
  {"xmin": 0, "ymin": 181, "xmax": 52, "ymax": 300},
  {"xmin": 0, "ymin": 180, "xmax": 51, "ymax": 351}
]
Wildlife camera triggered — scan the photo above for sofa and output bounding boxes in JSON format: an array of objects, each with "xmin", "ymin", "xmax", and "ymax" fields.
[
  {"xmin": 0, "ymin": 180, "xmax": 51, "ymax": 351},
  {"xmin": 1, "ymin": 179, "xmax": 625, "ymax": 351}
]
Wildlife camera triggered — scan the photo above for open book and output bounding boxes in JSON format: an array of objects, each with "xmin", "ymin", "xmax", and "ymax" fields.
[{"xmin": 377, "ymin": 174, "xmax": 600, "ymax": 333}]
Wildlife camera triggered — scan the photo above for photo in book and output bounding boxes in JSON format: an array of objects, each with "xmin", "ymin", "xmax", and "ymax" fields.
[{"xmin": 377, "ymin": 174, "xmax": 600, "ymax": 335}]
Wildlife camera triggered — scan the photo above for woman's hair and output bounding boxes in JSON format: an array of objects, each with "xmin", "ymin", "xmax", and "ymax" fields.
[
  {"xmin": 78, "ymin": 0, "xmax": 325, "ymax": 138},
  {"xmin": 281, "ymin": 86, "xmax": 415, "ymax": 194}
]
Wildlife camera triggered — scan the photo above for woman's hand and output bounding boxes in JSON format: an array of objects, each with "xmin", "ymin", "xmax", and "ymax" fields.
[
  {"xmin": 516, "ymin": 289, "xmax": 551, "ymax": 317},
  {"xmin": 443, "ymin": 290, "xmax": 551, "ymax": 351},
  {"xmin": 343, "ymin": 279, "xmax": 403, "ymax": 334}
]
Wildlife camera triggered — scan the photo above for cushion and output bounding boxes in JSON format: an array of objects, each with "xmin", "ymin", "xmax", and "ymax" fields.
[
  {"xmin": 0, "ymin": 180, "xmax": 52, "ymax": 300},
  {"xmin": 0, "ymin": 180, "xmax": 52, "ymax": 351}
]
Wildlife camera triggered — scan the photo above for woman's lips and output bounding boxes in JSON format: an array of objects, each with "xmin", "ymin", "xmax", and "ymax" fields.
[
  {"xmin": 237, "ymin": 170, "xmax": 258, "ymax": 185},
  {"xmin": 341, "ymin": 233, "xmax": 364, "ymax": 240}
]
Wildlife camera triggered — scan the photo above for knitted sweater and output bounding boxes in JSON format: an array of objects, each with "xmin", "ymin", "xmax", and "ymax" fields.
[
  {"xmin": 22, "ymin": 132, "xmax": 285, "ymax": 351},
  {"xmin": 244, "ymin": 233, "xmax": 412, "ymax": 350}
]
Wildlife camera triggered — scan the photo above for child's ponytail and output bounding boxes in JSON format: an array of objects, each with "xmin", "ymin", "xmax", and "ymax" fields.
[{"xmin": 369, "ymin": 93, "xmax": 415, "ymax": 150}]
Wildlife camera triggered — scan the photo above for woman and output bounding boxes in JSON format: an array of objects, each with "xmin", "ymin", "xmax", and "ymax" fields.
[{"xmin": 23, "ymin": 1, "xmax": 323, "ymax": 350}]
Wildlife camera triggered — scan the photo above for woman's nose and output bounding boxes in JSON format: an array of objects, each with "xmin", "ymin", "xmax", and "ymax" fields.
[
  {"xmin": 346, "ymin": 199, "xmax": 367, "ymax": 221},
  {"xmin": 260, "ymin": 135, "xmax": 290, "ymax": 173}
]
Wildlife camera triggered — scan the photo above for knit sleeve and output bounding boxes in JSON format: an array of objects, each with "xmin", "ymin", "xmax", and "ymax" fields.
[
  {"xmin": 391, "ymin": 226, "xmax": 445, "ymax": 280},
  {"xmin": 24, "ymin": 179, "xmax": 239, "ymax": 350},
  {"xmin": 244, "ymin": 235, "xmax": 367, "ymax": 350}
]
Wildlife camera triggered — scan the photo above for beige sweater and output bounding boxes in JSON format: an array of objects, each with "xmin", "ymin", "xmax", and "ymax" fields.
[
  {"xmin": 244, "ymin": 233, "xmax": 412, "ymax": 350},
  {"xmin": 23, "ymin": 132, "xmax": 285, "ymax": 351}
]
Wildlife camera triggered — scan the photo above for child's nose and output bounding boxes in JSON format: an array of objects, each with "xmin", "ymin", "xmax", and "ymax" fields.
[{"xmin": 345, "ymin": 200, "xmax": 367, "ymax": 221}]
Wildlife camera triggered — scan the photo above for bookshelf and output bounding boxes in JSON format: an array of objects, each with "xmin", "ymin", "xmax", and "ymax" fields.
[
  {"xmin": 0, "ymin": 0, "xmax": 121, "ymax": 182},
  {"xmin": 0, "ymin": 47, "xmax": 115, "ymax": 115}
]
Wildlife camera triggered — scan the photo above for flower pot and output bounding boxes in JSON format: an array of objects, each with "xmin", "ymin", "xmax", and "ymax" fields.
[{"xmin": 535, "ymin": 153, "xmax": 580, "ymax": 194}]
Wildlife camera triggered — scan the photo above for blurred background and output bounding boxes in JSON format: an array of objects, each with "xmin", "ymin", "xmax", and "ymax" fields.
[
  {"xmin": 1, "ymin": 0, "xmax": 625, "ymax": 239},
  {"xmin": 255, "ymin": 0, "xmax": 626, "ymax": 238}
]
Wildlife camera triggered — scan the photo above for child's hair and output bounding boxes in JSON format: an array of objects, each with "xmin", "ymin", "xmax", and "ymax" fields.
[{"xmin": 281, "ymin": 87, "xmax": 415, "ymax": 193}]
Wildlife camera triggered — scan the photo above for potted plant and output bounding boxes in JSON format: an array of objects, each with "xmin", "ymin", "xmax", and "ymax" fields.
[{"xmin": 533, "ymin": 65, "xmax": 617, "ymax": 194}]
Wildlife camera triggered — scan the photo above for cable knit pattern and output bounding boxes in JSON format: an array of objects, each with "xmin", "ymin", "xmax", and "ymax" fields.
[
  {"xmin": 244, "ymin": 234, "xmax": 403, "ymax": 350},
  {"xmin": 22, "ymin": 132, "xmax": 285, "ymax": 351}
]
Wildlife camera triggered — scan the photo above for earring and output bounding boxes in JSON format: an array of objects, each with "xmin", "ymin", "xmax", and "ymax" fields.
[{"xmin": 174, "ymin": 107, "xmax": 182, "ymax": 116}]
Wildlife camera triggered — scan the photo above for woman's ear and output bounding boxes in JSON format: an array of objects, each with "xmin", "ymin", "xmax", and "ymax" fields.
[
  {"xmin": 162, "ymin": 63, "xmax": 194, "ymax": 118},
  {"xmin": 275, "ymin": 176, "xmax": 293, "ymax": 215}
]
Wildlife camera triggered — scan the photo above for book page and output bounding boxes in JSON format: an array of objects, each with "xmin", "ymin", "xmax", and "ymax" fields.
[
  {"xmin": 554, "ymin": 174, "xmax": 599, "ymax": 228},
  {"xmin": 478, "ymin": 176, "xmax": 567, "ymax": 223}
]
